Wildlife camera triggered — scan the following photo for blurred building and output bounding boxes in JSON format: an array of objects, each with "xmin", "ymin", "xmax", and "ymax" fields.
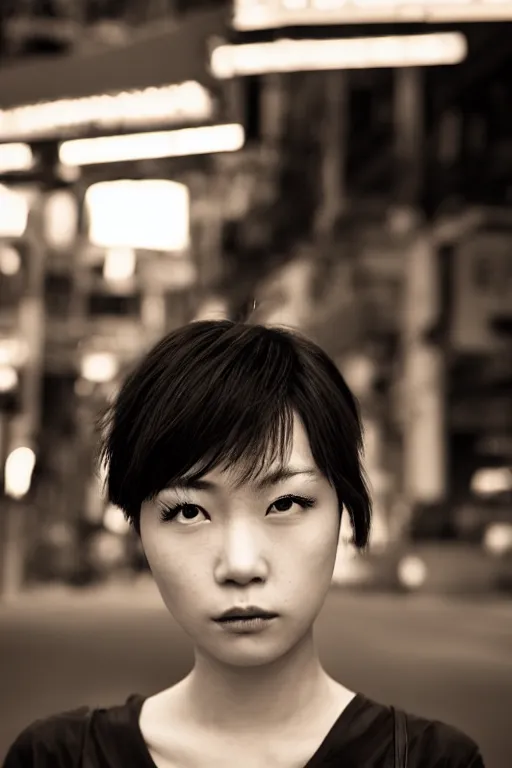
[
  {"xmin": 0, "ymin": 3, "xmax": 244, "ymax": 589},
  {"xmin": 0, "ymin": 0, "xmax": 511, "ymax": 593}
]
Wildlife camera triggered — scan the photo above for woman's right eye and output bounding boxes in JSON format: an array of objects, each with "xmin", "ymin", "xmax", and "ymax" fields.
[{"xmin": 159, "ymin": 504, "xmax": 209, "ymax": 525}]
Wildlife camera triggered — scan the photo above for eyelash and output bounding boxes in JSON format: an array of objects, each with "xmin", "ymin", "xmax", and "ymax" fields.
[{"xmin": 158, "ymin": 494, "xmax": 317, "ymax": 524}]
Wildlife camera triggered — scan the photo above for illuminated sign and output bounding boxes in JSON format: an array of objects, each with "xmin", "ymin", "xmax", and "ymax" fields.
[
  {"xmin": 233, "ymin": 0, "xmax": 512, "ymax": 29},
  {"xmin": 0, "ymin": 81, "xmax": 214, "ymax": 142},
  {"xmin": 85, "ymin": 180, "xmax": 190, "ymax": 252},
  {"xmin": 211, "ymin": 33, "xmax": 467, "ymax": 77}
]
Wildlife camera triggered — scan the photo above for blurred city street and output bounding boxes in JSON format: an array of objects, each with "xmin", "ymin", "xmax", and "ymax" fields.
[
  {"xmin": 0, "ymin": 578, "xmax": 511, "ymax": 768},
  {"xmin": 1, "ymin": 2, "xmax": 512, "ymax": 767}
]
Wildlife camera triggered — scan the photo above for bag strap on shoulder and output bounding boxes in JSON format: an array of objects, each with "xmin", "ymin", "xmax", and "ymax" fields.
[{"xmin": 391, "ymin": 706, "xmax": 408, "ymax": 768}]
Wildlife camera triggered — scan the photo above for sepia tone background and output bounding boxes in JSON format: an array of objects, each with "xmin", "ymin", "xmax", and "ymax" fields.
[{"xmin": 0, "ymin": 1, "xmax": 511, "ymax": 766}]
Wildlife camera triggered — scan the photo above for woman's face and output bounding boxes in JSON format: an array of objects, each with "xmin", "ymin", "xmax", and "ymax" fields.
[{"xmin": 140, "ymin": 414, "xmax": 341, "ymax": 668}]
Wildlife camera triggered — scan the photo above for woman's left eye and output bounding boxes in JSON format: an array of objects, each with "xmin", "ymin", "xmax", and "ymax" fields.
[{"xmin": 267, "ymin": 495, "xmax": 316, "ymax": 515}]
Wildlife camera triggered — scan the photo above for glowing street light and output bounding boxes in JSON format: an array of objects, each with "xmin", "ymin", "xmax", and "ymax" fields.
[
  {"xmin": 0, "ymin": 245, "xmax": 22, "ymax": 276},
  {"xmin": 0, "ymin": 82, "xmax": 213, "ymax": 142},
  {"xmin": 210, "ymin": 33, "xmax": 467, "ymax": 78},
  {"xmin": 397, "ymin": 555, "xmax": 428, "ymax": 590},
  {"xmin": 0, "ymin": 365, "xmax": 18, "ymax": 393},
  {"xmin": 59, "ymin": 124, "xmax": 245, "ymax": 167},
  {"xmin": 5, "ymin": 446, "xmax": 36, "ymax": 499},
  {"xmin": 81, "ymin": 352, "xmax": 119, "ymax": 384},
  {"xmin": 232, "ymin": 0, "xmax": 512, "ymax": 29}
]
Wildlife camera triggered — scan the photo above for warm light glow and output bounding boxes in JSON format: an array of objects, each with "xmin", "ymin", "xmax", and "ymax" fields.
[
  {"xmin": 233, "ymin": 0, "xmax": 512, "ymax": 28},
  {"xmin": 103, "ymin": 504, "xmax": 131, "ymax": 535},
  {"xmin": 471, "ymin": 467, "xmax": 512, "ymax": 496},
  {"xmin": 86, "ymin": 180, "xmax": 190, "ymax": 251},
  {"xmin": 59, "ymin": 124, "xmax": 245, "ymax": 166},
  {"xmin": 484, "ymin": 524, "xmax": 512, "ymax": 557},
  {"xmin": 0, "ymin": 184, "xmax": 29, "ymax": 237},
  {"xmin": 397, "ymin": 555, "xmax": 427, "ymax": 590},
  {"xmin": 0, "ymin": 143, "xmax": 34, "ymax": 172},
  {"xmin": 5, "ymin": 446, "xmax": 36, "ymax": 499},
  {"xmin": 0, "ymin": 338, "xmax": 29, "ymax": 366},
  {"xmin": 103, "ymin": 247, "xmax": 137, "ymax": 282},
  {"xmin": 211, "ymin": 33, "xmax": 467, "ymax": 77},
  {"xmin": 44, "ymin": 190, "xmax": 79, "ymax": 250},
  {"xmin": 81, "ymin": 352, "xmax": 119, "ymax": 383},
  {"xmin": 0, "ymin": 82, "xmax": 213, "ymax": 141},
  {"xmin": 0, "ymin": 365, "xmax": 18, "ymax": 393},
  {"xmin": 0, "ymin": 245, "xmax": 22, "ymax": 276}
]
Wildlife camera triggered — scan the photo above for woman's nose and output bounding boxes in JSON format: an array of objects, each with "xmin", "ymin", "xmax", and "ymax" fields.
[{"xmin": 214, "ymin": 519, "xmax": 269, "ymax": 586}]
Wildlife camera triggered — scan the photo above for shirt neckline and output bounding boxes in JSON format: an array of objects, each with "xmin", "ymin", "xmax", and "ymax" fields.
[
  {"xmin": 303, "ymin": 692, "xmax": 367, "ymax": 766},
  {"xmin": 124, "ymin": 690, "xmax": 368, "ymax": 768}
]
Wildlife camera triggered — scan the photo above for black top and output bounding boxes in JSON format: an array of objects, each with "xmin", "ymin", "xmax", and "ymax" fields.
[{"xmin": 3, "ymin": 692, "xmax": 485, "ymax": 768}]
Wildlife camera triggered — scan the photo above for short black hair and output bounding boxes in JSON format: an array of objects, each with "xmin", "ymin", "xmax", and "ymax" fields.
[{"xmin": 97, "ymin": 320, "xmax": 372, "ymax": 549}]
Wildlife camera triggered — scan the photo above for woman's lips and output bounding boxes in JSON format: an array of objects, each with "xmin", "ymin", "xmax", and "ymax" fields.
[{"xmin": 214, "ymin": 615, "xmax": 278, "ymax": 633}]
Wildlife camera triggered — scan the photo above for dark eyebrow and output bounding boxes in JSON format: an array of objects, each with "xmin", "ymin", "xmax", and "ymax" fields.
[
  {"xmin": 165, "ymin": 467, "xmax": 318, "ymax": 493},
  {"xmin": 254, "ymin": 467, "xmax": 318, "ymax": 490},
  {"xmin": 169, "ymin": 477, "xmax": 216, "ymax": 492}
]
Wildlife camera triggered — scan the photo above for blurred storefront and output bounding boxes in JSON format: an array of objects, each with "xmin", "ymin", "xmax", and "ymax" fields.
[
  {"xmin": 218, "ymin": 0, "xmax": 512, "ymax": 588},
  {"xmin": 0, "ymin": 6, "xmax": 250, "ymax": 592},
  {"xmin": 433, "ymin": 208, "xmax": 512, "ymax": 544}
]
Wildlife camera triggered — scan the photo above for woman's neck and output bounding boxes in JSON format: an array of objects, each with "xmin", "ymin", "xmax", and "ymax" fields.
[{"xmin": 177, "ymin": 630, "xmax": 340, "ymax": 734}]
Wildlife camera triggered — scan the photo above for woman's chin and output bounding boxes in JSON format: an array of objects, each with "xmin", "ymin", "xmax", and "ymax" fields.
[{"xmin": 199, "ymin": 633, "xmax": 296, "ymax": 669}]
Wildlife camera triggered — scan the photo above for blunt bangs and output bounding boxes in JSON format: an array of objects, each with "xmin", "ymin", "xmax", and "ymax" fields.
[{"xmin": 97, "ymin": 320, "xmax": 372, "ymax": 549}]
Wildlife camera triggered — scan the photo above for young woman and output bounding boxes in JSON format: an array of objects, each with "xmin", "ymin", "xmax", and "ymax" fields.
[{"xmin": 5, "ymin": 320, "xmax": 485, "ymax": 767}]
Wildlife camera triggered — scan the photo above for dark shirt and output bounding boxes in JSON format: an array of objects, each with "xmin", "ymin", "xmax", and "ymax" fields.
[{"xmin": 3, "ymin": 692, "xmax": 485, "ymax": 768}]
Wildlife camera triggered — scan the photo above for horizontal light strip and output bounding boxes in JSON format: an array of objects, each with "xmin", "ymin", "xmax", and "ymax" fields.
[
  {"xmin": 59, "ymin": 124, "xmax": 245, "ymax": 166},
  {"xmin": 0, "ymin": 142, "xmax": 34, "ymax": 173},
  {"xmin": 211, "ymin": 33, "xmax": 467, "ymax": 78},
  {"xmin": 0, "ymin": 81, "xmax": 213, "ymax": 142},
  {"xmin": 233, "ymin": 0, "xmax": 512, "ymax": 29}
]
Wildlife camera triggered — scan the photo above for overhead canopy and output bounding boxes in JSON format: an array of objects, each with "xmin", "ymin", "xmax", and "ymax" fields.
[{"xmin": 0, "ymin": 8, "xmax": 227, "ymax": 110}]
